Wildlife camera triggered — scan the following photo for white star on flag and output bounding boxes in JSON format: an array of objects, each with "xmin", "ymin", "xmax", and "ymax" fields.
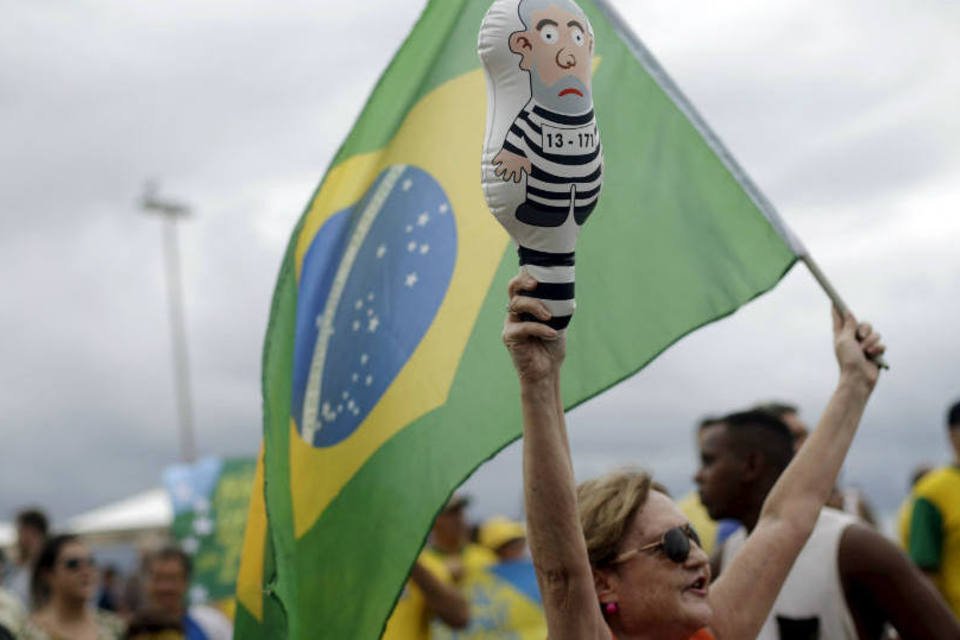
[
  {"xmin": 182, "ymin": 537, "xmax": 200, "ymax": 554},
  {"xmin": 193, "ymin": 516, "xmax": 214, "ymax": 536},
  {"xmin": 360, "ymin": 353, "xmax": 369, "ymax": 365},
  {"xmin": 365, "ymin": 374, "xmax": 373, "ymax": 386},
  {"xmin": 354, "ymin": 299, "xmax": 363, "ymax": 310},
  {"xmin": 419, "ymin": 244, "xmax": 430, "ymax": 255},
  {"xmin": 438, "ymin": 202, "xmax": 448, "ymax": 214},
  {"xmin": 376, "ymin": 244, "xmax": 387, "ymax": 259},
  {"xmin": 405, "ymin": 272, "xmax": 418, "ymax": 288},
  {"xmin": 368, "ymin": 316, "xmax": 380, "ymax": 332},
  {"xmin": 352, "ymin": 320, "xmax": 361, "ymax": 332},
  {"xmin": 417, "ymin": 212, "xmax": 430, "ymax": 226},
  {"xmin": 401, "ymin": 178, "xmax": 413, "ymax": 191},
  {"xmin": 407, "ymin": 241, "xmax": 417, "ymax": 252},
  {"xmin": 405, "ymin": 225, "xmax": 413, "ymax": 233},
  {"xmin": 174, "ymin": 482, "xmax": 193, "ymax": 503}
]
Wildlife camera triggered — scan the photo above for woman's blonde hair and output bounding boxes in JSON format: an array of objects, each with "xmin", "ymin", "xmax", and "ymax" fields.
[{"xmin": 577, "ymin": 468, "xmax": 667, "ymax": 568}]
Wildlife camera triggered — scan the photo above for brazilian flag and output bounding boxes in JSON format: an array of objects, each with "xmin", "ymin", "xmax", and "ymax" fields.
[{"xmin": 235, "ymin": 0, "xmax": 799, "ymax": 637}]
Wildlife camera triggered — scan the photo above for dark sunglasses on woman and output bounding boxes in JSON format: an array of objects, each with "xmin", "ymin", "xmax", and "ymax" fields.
[{"xmin": 614, "ymin": 523, "xmax": 702, "ymax": 565}]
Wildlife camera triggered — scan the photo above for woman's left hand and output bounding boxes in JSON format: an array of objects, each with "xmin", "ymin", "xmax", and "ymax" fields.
[{"xmin": 502, "ymin": 271, "xmax": 566, "ymax": 385}]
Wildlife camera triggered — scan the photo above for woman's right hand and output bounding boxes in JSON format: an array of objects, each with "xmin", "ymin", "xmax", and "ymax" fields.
[
  {"xmin": 502, "ymin": 271, "xmax": 566, "ymax": 385},
  {"xmin": 832, "ymin": 307, "xmax": 885, "ymax": 391}
]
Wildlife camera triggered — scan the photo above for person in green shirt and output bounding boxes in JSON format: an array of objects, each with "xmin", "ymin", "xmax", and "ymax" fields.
[{"xmin": 909, "ymin": 399, "xmax": 960, "ymax": 617}]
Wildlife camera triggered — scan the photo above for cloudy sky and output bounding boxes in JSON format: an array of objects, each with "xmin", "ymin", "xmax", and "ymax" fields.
[{"xmin": 2, "ymin": 0, "xmax": 957, "ymax": 533}]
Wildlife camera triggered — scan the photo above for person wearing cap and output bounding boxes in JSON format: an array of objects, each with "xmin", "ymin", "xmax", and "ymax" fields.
[
  {"xmin": 382, "ymin": 555, "xmax": 469, "ymax": 639},
  {"xmin": 431, "ymin": 517, "xmax": 547, "ymax": 640},
  {"xmin": 383, "ymin": 494, "xmax": 485, "ymax": 639},
  {"xmin": 424, "ymin": 495, "xmax": 496, "ymax": 584},
  {"xmin": 479, "ymin": 516, "xmax": 528, "ymax": 562}
]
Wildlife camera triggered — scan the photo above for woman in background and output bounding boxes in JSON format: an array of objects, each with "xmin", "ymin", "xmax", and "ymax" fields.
[{"xmin": 23, "ymin": 534, "xmax": 124, "ymax": 640}]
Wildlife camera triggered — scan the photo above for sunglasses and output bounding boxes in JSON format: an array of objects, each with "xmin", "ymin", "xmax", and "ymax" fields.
[
  {"xmin": 61, "ymin": 556, "xmax": 95, "ymax": 571},
  {"xmin": 615, "ymin": 523, "xmax": 701, "ymax": 565}
]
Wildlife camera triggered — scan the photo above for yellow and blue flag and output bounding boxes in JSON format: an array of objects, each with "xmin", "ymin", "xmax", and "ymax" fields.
[
  {"xmin": 431, "ymin": 559, "xmax": 547, "ymax": 640},
  {"xmin": 235, "ymin": 0, "xmax": 799, "ymax": 637}
]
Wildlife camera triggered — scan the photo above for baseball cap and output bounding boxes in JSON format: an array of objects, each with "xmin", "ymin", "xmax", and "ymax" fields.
[{"xmin": 478, "ymin": 516, "xmax": 526, "ymax": 551}]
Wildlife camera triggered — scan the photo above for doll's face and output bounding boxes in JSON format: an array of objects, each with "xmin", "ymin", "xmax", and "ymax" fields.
[{"xmin": 510, "ymin": 3, "xmax": 594, "ymax": 113}]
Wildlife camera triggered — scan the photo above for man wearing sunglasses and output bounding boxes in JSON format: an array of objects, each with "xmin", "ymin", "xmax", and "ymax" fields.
[{"xmin": 696, "ymin": 411, "xmax": 960, "ymax": 639}]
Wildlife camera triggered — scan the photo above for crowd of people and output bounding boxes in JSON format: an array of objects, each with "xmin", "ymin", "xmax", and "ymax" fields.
[
  {"xmin": 1, "ymin": 280, "xmax": 959, "ymax": 640},
  {"xmin": 374, "ymin": 276, "xmax": 960, "ymax": 639},
  {"xmin": 0, "ymin": 513, "xmax": 231, "ymax": 640},
  {"xmin": 496, "ymin": 272, "xmax": 959, "ymax": 640}
]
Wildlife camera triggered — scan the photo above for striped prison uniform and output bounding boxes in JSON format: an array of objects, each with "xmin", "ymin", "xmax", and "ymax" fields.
[{"xmin": 502, "ymin": 99, "xmax": 603, "ymax": 331}]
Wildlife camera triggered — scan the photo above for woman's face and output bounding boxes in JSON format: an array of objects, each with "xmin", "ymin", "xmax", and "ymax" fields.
[
  {"xmin": 601, "ymin": 491, "xmax": 712, "ymax": 636},
  {"xmin": 49, "ymin": 541, "xmax": 97, "ymax": 603}
]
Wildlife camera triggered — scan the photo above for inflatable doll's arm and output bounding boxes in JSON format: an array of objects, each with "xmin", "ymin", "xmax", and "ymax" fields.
[{"xmin": 493, "ymin": 148, "xmax": 532, "ymax": 183}]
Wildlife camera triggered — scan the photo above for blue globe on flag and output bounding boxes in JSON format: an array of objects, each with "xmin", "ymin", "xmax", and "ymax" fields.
[{"xmin": 291, "ymin": 165, "xmax": 458, "ymax": 448}]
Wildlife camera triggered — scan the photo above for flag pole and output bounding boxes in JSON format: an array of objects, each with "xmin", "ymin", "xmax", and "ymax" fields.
[{"xmin": 800, "ymin": 254, "xmax": 889, "ymax": 369}]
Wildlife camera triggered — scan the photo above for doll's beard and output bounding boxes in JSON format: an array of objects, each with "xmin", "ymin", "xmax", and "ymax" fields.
[{"xmin": 530, "ymin": 67, "xmax": 592, "ymax": 115}]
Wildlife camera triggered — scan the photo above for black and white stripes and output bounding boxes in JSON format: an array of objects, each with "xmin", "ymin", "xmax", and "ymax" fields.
[
  {"xmin": 517, "ymin": 245, "xmax": 576, "ymax": 330},
  {"xmin": 503, "ymin": 101, "xmax": 603, "ymax": 228}
]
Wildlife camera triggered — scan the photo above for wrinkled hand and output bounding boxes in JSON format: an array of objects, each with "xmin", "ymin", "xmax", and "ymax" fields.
[
  {"xmin": 832, "ymin": 307, "xmax": 885, "ymax": 390},
  {"xmin": 502, "ymin": 271, "xmax": 565, "ymax": 384},
  {"xmin": 493, "ymin": 149, "xmax": 532, "ymax": 183}
]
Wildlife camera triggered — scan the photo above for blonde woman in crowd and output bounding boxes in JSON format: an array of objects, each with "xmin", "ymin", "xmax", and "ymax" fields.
[{"xmin": 502, "ymin": 272, "xmax": 884, "ymax": 640}]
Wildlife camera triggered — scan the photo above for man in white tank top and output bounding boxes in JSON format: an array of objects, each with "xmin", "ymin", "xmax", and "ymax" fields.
[
  {"xmin": 694, "ymin": 409, "xmax": 958, "ymax": 640},
  {"xmin": 720, "ymin": 507, "xmax": 857, "ymax": 639}
]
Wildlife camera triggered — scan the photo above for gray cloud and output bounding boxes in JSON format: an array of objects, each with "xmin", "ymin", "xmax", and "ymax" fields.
[{"xmin": 1, "ymin": 0, "xmax": 958, "ymax": 539}]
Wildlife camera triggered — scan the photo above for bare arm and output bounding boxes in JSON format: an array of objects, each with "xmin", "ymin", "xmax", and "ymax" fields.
[
  {"xmin": 503, "ymin": 273, "xmax": 608, "ymax": 640},
  {"xmin": 409, "ymin": 561, "xmax": 469, "ymax": 629},
  {"xmin": 709, "ymin": 309, "xmax": 885, "ymax": 640},
  {"xmin": 838, "ymin": 524, "xmax": 960, "ymax": 640}
]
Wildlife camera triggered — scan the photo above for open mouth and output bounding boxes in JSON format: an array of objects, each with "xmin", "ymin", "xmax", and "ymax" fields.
[
  {"xmin": 558, "ymin": 87, "xmax": 584, "ymax": 97},
  {"xmin": 685, "ymin": 576, "xmax": 707, "ymax": 593}
]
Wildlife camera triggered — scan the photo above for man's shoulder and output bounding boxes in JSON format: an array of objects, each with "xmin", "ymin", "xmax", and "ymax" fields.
[
  {"xmin": 186, "ymin": 604, "xmax": 233, "ymax": 640},
  {"xmin": 836, "ymin": 519, "xmax": 914, "ymax": 585},
  {"xmin": 817, "ymin": 506, "xmax": 859, "ymax": 530},
  {"xmin": 915, "ymin": 465, "xmax": 960, "ymax": 499}
]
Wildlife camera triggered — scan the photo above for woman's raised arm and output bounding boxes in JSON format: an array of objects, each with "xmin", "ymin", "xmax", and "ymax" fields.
[{"xmin": 503, "ymin": 272, "xmax": 609, "ymax": 640}]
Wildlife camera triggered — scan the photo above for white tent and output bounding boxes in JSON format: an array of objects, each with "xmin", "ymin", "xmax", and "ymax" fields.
[
  {"xmin": 67, "ymin": 488, "xmax": 173, "ymax": 546},
  {"xmin": 0, "ymin": 522, "xmax": 13, "ymax": 549}
]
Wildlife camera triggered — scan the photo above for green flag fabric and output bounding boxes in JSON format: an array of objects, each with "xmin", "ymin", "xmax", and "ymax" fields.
[{"xmin": 235, "ymin": 0, "xmax": 799, "ymax": 637}]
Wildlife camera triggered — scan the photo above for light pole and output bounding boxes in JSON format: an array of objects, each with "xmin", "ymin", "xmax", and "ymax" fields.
[{"xmin": 141, "ymin": 182, "xmax": 197, "ymax": 463}]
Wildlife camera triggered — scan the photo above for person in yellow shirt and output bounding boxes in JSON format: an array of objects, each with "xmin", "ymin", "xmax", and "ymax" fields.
[
  {"xmin": 908, "ymin": 400, "xmax": 960, "ymax": 617},
  {"xmin": 897, "ymin": 463, "xmax": 934, "ymax": 550},
  {"xmin": 423, "ymin": 494, "xmax": 496, "ymax": 583},
  {"xmin": 382, "ymin": 554, "xmax": 468, "ymax": 639},
  {"xmin": 434, "ymin": 516, "xmax": 546, "ymax": 640},
  {"xmin": 384, "ymin": 494, "xmax": 488, "ymax": 639}
]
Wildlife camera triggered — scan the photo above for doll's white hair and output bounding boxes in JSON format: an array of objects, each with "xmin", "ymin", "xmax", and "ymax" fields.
[{"xmin": 517, "ymin": 0, "xmax": 593, "ymax": 36}]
